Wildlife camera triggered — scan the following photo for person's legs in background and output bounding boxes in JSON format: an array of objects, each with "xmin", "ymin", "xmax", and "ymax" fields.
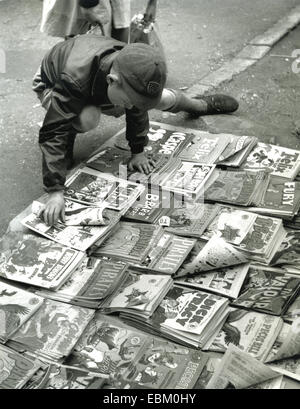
[{"xmin": 111, "ymin": 0, "xmax": 131, "ymax": 42}]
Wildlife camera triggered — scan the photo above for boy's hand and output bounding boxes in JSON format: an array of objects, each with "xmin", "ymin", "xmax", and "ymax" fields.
[
  {"xmin": 128, "ymin": 152, "xmax": 156, "ymax": 174},
  {"xmin": 40, "ymin": 191, "xmax": 65, "ymax": 226}
]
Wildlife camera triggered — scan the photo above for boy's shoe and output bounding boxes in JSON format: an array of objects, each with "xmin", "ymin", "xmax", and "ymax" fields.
[
  {"xmin": 168, "ymin": 91, "xmax": 239, "ymax": 117},
  {"xmin": 193, "ymin": 94, "xmax": 239, "ymax": 115}
]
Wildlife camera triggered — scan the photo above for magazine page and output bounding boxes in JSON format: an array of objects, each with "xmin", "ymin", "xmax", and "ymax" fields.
[
  {"xmin": 0, "ymin": 281, "xmax": 44, "ymax": 342},
  {"xmin": 268, "ymin": 357, "xmax": 300, "ymax": 382},
  {"xmin": 271, "ymin": 230, "xmax": 300, "ymax": 266},
  {"xmin": 208, "ymin": 309, "xmax": 283, "ymax": 361},
  {"xmin": 181, "ymin": 236, "xmax": 248, "ymax": 274},
  {"xmin": 202, "ymin": 206, "xmax": 257, "ymax": 245},
  {"xmin": 11, "ymin": 299, "xmax": 94, "ymax": 359},
  {"xmin": 206, "ymin": 344, "xmax": 279, "ymax": 389},
  {"xmin": 175, "ymin": 263, "xmax": 250, "ymax": 298},
  {"xmin": 0, "ymin": 344, "xmax": 41, "ymax": 389},
  {"xmin": 0, "ymin": 231, "xmax": 85, "ymax": 290},
  {"xmin": 218, "ymin": 134, "xmax": 256, "ymax": 162}
]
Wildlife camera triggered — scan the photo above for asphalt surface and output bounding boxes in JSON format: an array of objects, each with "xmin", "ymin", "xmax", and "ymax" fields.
[{"xmin": 0, "ymin": 0, "xmax": 300, "ymax": 235}]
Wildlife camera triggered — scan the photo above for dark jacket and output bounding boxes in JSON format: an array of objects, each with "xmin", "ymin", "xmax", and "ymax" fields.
[{"xmin": 37, "ymin": 35, "xmax": 149, "ymax": 192}]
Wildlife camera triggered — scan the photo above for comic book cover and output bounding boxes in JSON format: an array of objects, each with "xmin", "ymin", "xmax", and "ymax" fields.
[
  {"xmin": 232, "ymin": 267, "xmax": 300, "ymax": 315},
  {"xmin": 151, "ymin": 286, "xmax": 229, "ymax": 336},
  {"xmin": 101, "ymin": 270, "xmax": 172, "ymax": 316},
  {"xmin": 175, "ymin": 263, "xmax": 250, "ymax": 299},
  {"xmin": 242, "ymin": 143, "xmax": 300, "ymax": 179},
  {"xmin": 86, "ymin": 146, "xmax": 171, "ymax": 185},
  {"xmin": 133, "ymin": 234, "xmax": 196, "ymax": 275},
  {"xmin": 24, "ymin": 363, "xmax": 105, "ymax": 389},
  {"xmin": 64, "ymin": 167, "xmax": 144, "ymax": 211},
  {"xmin": 114, "ymin": 122, "xmax": 195, "ymax": 157},
  {"xmin": 180, "ymin": 236, "xmax": 248, "ymax": 275},
  {"xmin": 217, "ymin": 135, "xmax": 258, "ymax": 166},
  {"xmin": 0, "ymin": 344, "xmax": 41, "ymax": 389},
  {"xmin": 0, "ymin": 281, "xmax": 44, "ymax": 342},
  {"xmin": 202, "ymin": 206, "xmax": 257, "ymax": 245},
  {"xmin": 161, "ymin": 161, "xmax": 216, "ymax": 198},
  {"xmin": 122, "ymin": 337, "xmax": 208, "ymax": 389},
  {"xmin": 93, "ymin": 222, "xmax": 164, "ymax": 263},
  {"xmin": 270, "ymin": 231, "xmax": 300, "ymax": 266},
  {"xmin": 283, "ymin": 297, "xmax": 300, "ymax": 324},
  {"xmin": 208, "ymin": 309, "xmax": 283, "ymax": 362},
  {"xmin": 37, "ymin": 258, "xmax": 128, "ymax": 308},
  {"xmin": 66, "ymin": 313, "xmax": 149, "ymax": 376},
  {"xmin": 0, "ymin": 232, "xmax": 85, "ymax": 290},
  {"xmin": 204, "ymin": 169, "xmax": 268, "ymax": 206},
  {"xmin": 10, "ymin": 299, "xmax": 94, "ymax": 360},
  {"xmin": 123, "ymin": 187, "xmax": 172, "ymax": 224},
  {"xmin": 268, "ymin": 357, "xmax": 300, "ymax": 382},
  {"xmin": 178, "ymin": 132, "xmax": 230, "ymax": 163},
  {"xmin": 158, "ymin": 203, "xmax": 220, "ymax": 238},
  {"xmin": 22, "ymin": 204, "xmax": 121, "ymax": 252}
]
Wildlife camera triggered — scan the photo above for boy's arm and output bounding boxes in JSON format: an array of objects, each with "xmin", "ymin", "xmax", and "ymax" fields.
[
  {"xmin": 39, "ymin": 79, "xmax": 85, "ymax": 225},
  {"xmin": 125, "ymin": 108, "xmax": 156, "ymax": 174}
]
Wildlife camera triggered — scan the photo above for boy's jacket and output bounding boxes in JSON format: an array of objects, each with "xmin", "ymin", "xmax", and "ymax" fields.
[{"xmin": 36, "ymin": 34, "xmax": 149, "ymax": 192}]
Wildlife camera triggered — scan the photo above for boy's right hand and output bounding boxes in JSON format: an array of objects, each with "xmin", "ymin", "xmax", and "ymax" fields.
[{"xmin": 40, "ymin": 191, "xmax": 65, "ymax": 226}]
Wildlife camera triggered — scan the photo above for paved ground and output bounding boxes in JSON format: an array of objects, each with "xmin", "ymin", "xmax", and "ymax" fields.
[{"xmin": 0, "ymin": 0, "xmax": 300, "ymax": 235}]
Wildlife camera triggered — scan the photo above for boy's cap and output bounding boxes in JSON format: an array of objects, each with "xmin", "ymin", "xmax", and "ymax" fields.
[{"xmin": 114, "ymin": 43, "xmax": 167, "ymax": 111}]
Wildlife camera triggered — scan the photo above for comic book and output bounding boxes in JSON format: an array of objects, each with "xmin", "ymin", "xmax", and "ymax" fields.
[
  {"xmin": 22, "ymin": 201, "xmax": 121, "ymax": 252},
  {"xmin": 0, "ymin": 232, "xmax": 85, "ymax": 290},
  {"xmin": 232, "ymin": 266, "xmax": 300, "ymax": 315},
  {"xmin": 177, "ymin": 236, "xmax": 248, "ymax": 275},
  {"xmin": 66, "ymin": 313, "xmax": 208, "ymax": 389},
  {"xmin": 132, "ymin": 233, "xmax": 196, "ymax": 275},
  {"xmin": 114, "ymin": 122, "xmax": 195, "ymax": 157},
  {"xmin": 100, "ymin": 270, "xmax": 173, "ymax": 317},
  {"xmin": 204, "ymin": 169, "xmax": 269, "ymax": 206},
  {"xmin": 35, "ymin": 257, "xmax": 128, "ymax": 309},
  {"xmin": 268, "ymin": 357, "xmax": 300, "ymax": 382},
  {"xmin": 207, "ymin": 309, "xmax": 283, "ymax": 362},
  {"xmin": 247, "ymin": 177, "xmax": 300, "ymax": 219},
  {"xmin": 241, "ymin": 143, "xmax": 300, "ymax": 179},
  {"xmin": 248, "ymin": 375, "xmax": 300, "ymax": 389},
  {"xmin": 201, "ymin": 205, "xmax": 258, "ymax": 245},
  {"xmin": 123, "ymin": 187, "xmax": 174, "ymax": 224},
  {"xmin": 178, "ymin": 131, "xmax": 230, "ymax": 163},
  {"xmin": 9, "ymin": 299, "xmax": 94, "ymax": 361},
  {"xmin": 217, "ymin": 134, "xmax": 258, "ymax": 166},
  {"xmin": 122, "ymin": 286, "xmax": 230, "ymax": 348},
  {"xmin": 86, "ymin": 146, "xmax": 171, "ymax": 185},
  {"xmin": 91, "ymin": 222, "xmax": 164, "ymax": 263},
  {"xmin": 0, "ymin": 344, "xmax": 41, "ymax": 389},
  {"xmin": 175, "ymin": 263, "xmax": 250, "ymax": 299},
  {"xmin": 270, "ymin": 230, "xmax": 300, "ymax": 266},
  {"xmin": 160, "ymin": 160, "xmax": 216, "ymax": 199},
  {"xmin": 64, "ymin": 167, "xmax": 145, "ymax": 211},
  {"xmin": 0, "ymin": 281, "xmax": 44, "ymax": 342},
  {"xmin": 157, "ymin": 202, "xmax": 220, "ymax": 238},
  {"xmin": 283, "ymin": 297, "xmax": 300, "ymax": 324},
  {"xmin": 23, "ymin": 362, "xmax": 105, "ymax": 389}
]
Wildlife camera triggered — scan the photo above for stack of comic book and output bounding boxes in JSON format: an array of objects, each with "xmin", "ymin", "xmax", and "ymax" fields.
[
  {"xmin": 99, "ymin": 269, "xmax": 173, "ymax": 318},
  {"xmin": 7, "ymin": 298, "xmax": 94, "ymax": 361},
  {"xmin": 121, "ymin": 285, "xmax": 230, "ymax": 349},
  {"xmin": 34, "ymin": 257, "xmax": 128, "ymax": 309},
  {"xmin": 202, "ymin": 206, "xmax": 286, "ymax": 264},
  {"xmin": 0, "ymin": 232, "xmax": 85, "ymax": 290},
  {"xmin": 65, "ymin": 313, "xmax": 209, "ymax": 389}
]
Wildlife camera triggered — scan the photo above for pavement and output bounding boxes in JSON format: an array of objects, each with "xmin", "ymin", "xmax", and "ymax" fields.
[{"xmin": 1, "ymin": 0, "xmax": 300, "ymax": 235}]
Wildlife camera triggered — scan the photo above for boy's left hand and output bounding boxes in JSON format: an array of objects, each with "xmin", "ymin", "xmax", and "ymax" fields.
[{"xmin": 128, "ymin": 152, "xmax": 156, "ymax": 174}]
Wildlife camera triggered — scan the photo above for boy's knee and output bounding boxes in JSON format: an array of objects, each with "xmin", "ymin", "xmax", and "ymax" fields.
[{"xmin": 73, "ymin": 105, "xmax": 101, "ymax": 133}]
